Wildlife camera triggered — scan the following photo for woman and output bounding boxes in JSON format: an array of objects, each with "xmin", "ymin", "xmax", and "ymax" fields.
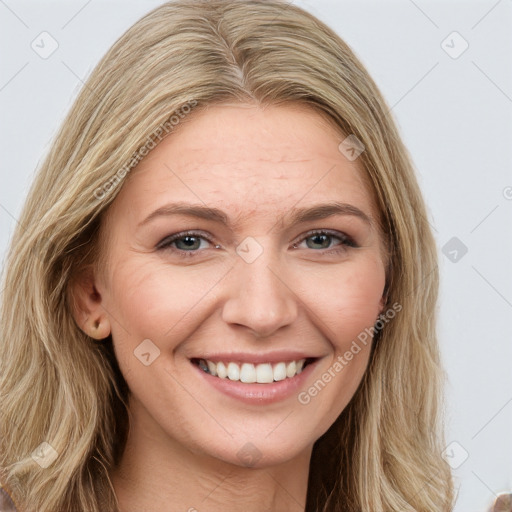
[{"xmin": 0, "ymin": 1, "xmax": 454, "ymax": 510}]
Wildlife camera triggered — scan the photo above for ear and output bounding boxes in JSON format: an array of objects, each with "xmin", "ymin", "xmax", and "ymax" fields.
[
  {"xmin": 69, "ymin": 265, "xmax": 111, "ymax": 340},
  {"xmin": 380, "ymin": 277, "xmax": 391, "ymax": 313},
  {"xmin": 379, "ymin": 294, "xmax": 386, "ymax": 312}
]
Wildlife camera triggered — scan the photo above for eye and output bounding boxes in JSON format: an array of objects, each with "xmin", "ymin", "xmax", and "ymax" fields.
[
  {"xmin": 292, "ymin": 230, "xmax": 357, "ymax": 253},
  {"xmin": 156, "ymin": 229, "xmax": 357, "ymax": 258},
  {"xmin": 156, "ymin": 231, "xmax": 214, "ymax": 255}
]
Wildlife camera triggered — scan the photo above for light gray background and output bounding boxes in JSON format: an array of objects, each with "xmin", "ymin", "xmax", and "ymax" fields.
[{"xmin": 1, "ymin": 1, "xmax": 511, "ymax": 511}]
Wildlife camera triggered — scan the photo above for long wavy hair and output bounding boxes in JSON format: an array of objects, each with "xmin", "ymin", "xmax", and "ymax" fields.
[{"xmin": 0, "ymin": 1, "xmax": 454, "ymax": 510}]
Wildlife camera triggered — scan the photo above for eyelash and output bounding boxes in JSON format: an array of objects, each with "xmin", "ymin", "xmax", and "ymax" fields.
[{"xmin": 156, "ymin": 229, "xmax": 358, "ymax": 258}]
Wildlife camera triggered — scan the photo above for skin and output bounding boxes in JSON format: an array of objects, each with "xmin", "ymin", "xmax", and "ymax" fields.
[{"xmin": 72, "ymin": 103, "xmax": 387, "ymax": 512}]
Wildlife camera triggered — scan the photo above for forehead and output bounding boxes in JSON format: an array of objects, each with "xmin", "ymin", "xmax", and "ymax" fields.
[{"xmin": 110, "ymin": 103, "xmax": 379, "ymax": 227}]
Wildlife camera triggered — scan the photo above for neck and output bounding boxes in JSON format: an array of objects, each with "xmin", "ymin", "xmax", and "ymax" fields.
[{"xmin": 111, "ymin": 397, "xmax": 311, "ymax": 512}]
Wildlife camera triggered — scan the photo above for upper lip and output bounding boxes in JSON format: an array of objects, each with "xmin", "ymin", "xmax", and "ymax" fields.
[{"xmin": 190, "ymin": 351, "xmax": 321, "ymax": 365}]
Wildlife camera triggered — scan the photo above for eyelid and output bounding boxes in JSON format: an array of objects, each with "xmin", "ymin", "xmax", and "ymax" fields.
[
  {"xmin": 156, "ymin": 228, "xmax": 357, "ymax": 254},
  {"xmin": 155, "ymin": 230, "xmax": 216, "ymax": 251},
  {"xmin": 291, "ymin": 228, "xmax": 357, "ymax": 249}
]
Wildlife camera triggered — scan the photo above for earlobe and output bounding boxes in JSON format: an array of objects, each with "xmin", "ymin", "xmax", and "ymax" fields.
[
  {"xmin": 69, "ymin": 266, "xmax": 111, "ymax": 340},
  {"xmin": 86, "ymin": 315, "xmax": 111, "ymax": 340}
]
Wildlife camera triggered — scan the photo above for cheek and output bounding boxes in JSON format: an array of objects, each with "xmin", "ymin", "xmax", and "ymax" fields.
[
  {"xmin": 295, "ymin": 260, "xmax": 385, "ymax": 428},
  {"xmin": 107, "ymin": 252, "xmax": 385, "ymax": 345},
  {"xmin": 299, "ymin": 256, "xmax": 386, "ymax": 346},
  {"xmin": 104, "ymin": 257, "xmax": 229, "ymax": 355}
]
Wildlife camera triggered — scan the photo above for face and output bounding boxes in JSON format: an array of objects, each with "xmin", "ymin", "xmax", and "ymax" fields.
[{"xmin": 88, "ymin": 103, "xmax": 386, "ymax": 468}]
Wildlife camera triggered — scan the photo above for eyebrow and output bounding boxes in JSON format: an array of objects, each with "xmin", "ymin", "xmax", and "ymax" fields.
[{"xmin": 138, "ymin": 201, "xmax": 372, "ymax": 229}]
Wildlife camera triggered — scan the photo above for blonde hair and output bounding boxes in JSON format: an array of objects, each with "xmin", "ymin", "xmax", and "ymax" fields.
[{"xmin": 0, "ymin": 1, "xmax": 454, "ymax": 510}]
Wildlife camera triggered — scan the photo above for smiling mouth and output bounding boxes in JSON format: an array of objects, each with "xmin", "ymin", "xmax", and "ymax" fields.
[{"xmin": 191, "ymin": 358, "xmax": 317, "ymax": 383}]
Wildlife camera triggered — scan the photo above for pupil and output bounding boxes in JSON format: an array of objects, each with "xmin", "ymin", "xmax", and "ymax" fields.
[
  {"xmin": 308, "ymin": 234, "xmax": 330, "ymax": 249},
  {"xmin": 177, "ymin": 236, "xmax": 199, "ymax": 250}
]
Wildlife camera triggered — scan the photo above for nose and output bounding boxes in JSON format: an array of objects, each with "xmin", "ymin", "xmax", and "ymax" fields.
[{"xmin": 221, "ymin": 252, "xmax": 298, "ymax": 338}]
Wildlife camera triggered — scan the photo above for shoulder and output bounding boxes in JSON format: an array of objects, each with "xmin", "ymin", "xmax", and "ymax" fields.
[{"xmin": 0, "ymin": 486, "xmax": 17, "ymax": 512}]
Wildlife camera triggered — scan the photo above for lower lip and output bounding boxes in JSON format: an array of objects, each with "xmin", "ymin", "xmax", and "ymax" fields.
[{"xmin": 192, "ymin": 360, "xmax": 318, "ymax": 405}]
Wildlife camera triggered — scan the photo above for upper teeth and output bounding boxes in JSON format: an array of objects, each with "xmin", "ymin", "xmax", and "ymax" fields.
[{"xmin": 198, "ymin": 359, "xmax": 306, "ymax": 383}]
